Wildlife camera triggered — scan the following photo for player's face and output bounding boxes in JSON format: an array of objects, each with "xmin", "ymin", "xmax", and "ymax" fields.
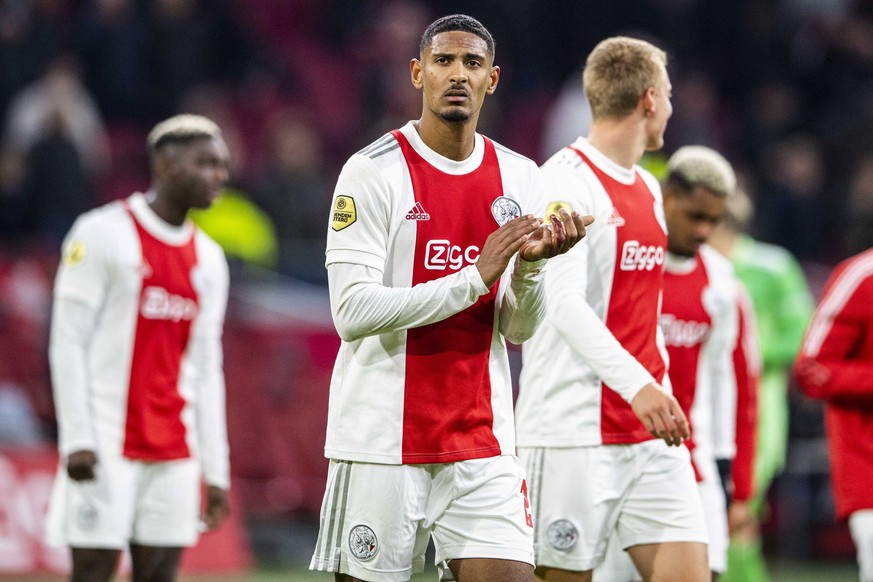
[
  {"xmin": 663, "ymin": 185, "xmax": 726, "ymax": 257},
  {"xmin": 411, "ymin": 31, "xmax": 499, "ymax": 125},
  {"xmin": 169, "ymin": 136, "xmax": 230, "ymax": 211},
  {"xmin": 645, "ymin": 62, "xmax": 673, "ymax": 151}
]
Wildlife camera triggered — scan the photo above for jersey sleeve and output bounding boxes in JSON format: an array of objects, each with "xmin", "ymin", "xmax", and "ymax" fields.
[
  {"xmin": 732, "ymin": 284, "xmax": 760, "ymax": 501},
  {"xmin": 540, "ymin": 164, "xmax": 655, "ymax": 402},
  {"xmin": 795, "ymin": 260, "xmax": 873, "ymax": 407},
  {"xmin": 191, "ymin": 239, "xmax": 231, "ymax": 489},
  {"xmin": 767, "ymin": 252, "xmax": 814, "ymax": 367},
  {"xmin": 49, "ymin": 215, "xmax": 116, "ymax": 457}
]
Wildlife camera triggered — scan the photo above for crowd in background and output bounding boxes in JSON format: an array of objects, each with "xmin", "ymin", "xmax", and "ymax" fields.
[{"xmin": 1, "ymin": 0, "xmax": 872, "ymax": 566}]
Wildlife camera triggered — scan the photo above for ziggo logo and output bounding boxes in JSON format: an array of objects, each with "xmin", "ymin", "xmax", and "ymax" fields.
[
  {"xmin": 425, "ymin": 239, "xmax": 480, "ymax": 270},
  {"xmin": 620, "ymin": 240, "xmax": 665, "ymax": 272}
]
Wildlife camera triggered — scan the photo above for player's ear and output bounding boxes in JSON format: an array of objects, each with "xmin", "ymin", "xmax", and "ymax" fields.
[
  {"xmin": 486, "ymin": 65, "xmax": 500, "ymax": 95},
  {"xmin": 410, "ymin": 58, "xmax": 423, "ymax": 89},
  {"xmin": 152, "ymin": 149, "xmax": 175, "ymax": 180}
]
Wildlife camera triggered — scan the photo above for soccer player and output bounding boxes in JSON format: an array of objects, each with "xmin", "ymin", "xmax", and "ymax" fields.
[
  {"xmin": 794, "ymin": 248, "xmax": 873, "ymax": 582},
  {"xmin": 308, "ymin": 14, "xmax": 591, "ymax": 582},
  {"xmin": 44, "ymin": 114, "xmax": 232, "ymax": 582},
  {"xmin": 594, "ymin": 146, "xmax": 760, "ymax": 582},
  {"xmin": 708, "ymin": 188, "xmax": 813, "ymax": 582},
  {"xmin": 515, "ymin": 37, "xmax": 710, "ymax": 582}
]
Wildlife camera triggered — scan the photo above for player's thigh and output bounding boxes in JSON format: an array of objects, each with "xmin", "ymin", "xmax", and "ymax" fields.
[
  {"xmin": 432, "ymin": 455, "xmax": 534, "ymax": 579},
  {"xmin": 627, "ymin": 541, "xmax": 708, "ymax": 582},
  {"xmin": 310, "ymin": 460, "xmax": 431, "ymax": 582},
  {"xmin": 46, "ymin": 454, "xmax": 138, "ymax": 549},
  {"xmin": 849, "ymin": 509, "xmax": 873, "ymax": 582},
  {"xmin": 132, "ymin": 458, "xmax": 201, "ymax": 547},
  {"xmin": 129, "ymin": 543, "xmax": 184, "ymax": 582},
  {"xmin": 592, "ymin": 532, "xmax": 641, "ymax": 582},
  {"xmin": 70, "ymin": 548, "xmax": 120, "ymax": 582},
  {"xmin": 519, "ymin": 446, "xmax": 635, "ymax": 573},
  {"xmin": 447, "ymin": 557, "xmax": 534, "ymax": 582}
]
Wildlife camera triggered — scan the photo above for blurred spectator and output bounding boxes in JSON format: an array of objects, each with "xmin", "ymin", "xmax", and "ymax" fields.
[
  {"xmin": 842, "ymin": 152, "xmax": 873, "ymax": 257},
  {"xmin": 76, "ymin": 0, "xmax": 148, "ymax": 120},
  {"xmin": 2, "ymin": 53, "xmax": 109, "ymax": 178},
  {"xmin": 755, "ymin": 134, "xmax": 828, "ymax": 261},
  {"xmin": 0, "ymin": 381, "xmax": 44, "ymax": 444},
  {"xmin": 251, "ymin": 111, "xmax": 329, "ymax": 281},
  {"xmin": 0, "ymin": 148, "xmax": 27, "ymax": 241}
]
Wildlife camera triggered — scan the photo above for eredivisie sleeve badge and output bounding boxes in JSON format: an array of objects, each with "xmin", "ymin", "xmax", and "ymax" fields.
[{"xmin": 332, "ymin": 195, "xmax": 357, "ymax": 231}]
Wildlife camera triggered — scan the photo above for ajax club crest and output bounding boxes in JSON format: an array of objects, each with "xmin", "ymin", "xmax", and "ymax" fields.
[
  {"xmin": 547, "ymin": 519, "xmax": 578, "ymax": 551},
  {"xmin": 349, "ymin": 524, "xmax": 379, "ymax": 561},
  {"xmin": 491, "ymin": 196, "xmax": 522, "ymax": 227}
]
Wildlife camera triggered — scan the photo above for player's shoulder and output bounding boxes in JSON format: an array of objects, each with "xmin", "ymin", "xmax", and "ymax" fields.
[
  {"xmin": 738, "ymin": 237, "xmax": 798, "ymax": 272},
  {"xmin": 355, "ymin": 132, "xmax": 400, "ymax": 161},
  {"xmin": 701, "ymin": 244, "xmax": 734, "ymax": 275},
  {"xmin": 193, "ymin": 227, "xmax": 228, "ymax": 264},
  {"xmin": 487, "ymin": 137, "xmax": 536, "ymax": 167},
  {"xmin": 68, "ymin": 198, "xmax": 129, "ymax": 238}
]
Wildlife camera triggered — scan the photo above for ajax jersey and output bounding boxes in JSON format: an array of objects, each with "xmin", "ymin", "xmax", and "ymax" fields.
[
  {"xmin": 51, "ymin": 193, "xmax": 229, "ymax": 486},
  {"xmin": 324, "ymin": 122, "xmax": 546, "ymax": 465},
  {"xmin": 516, "ymin": 138, "xmax": 669, "ymax": 447}
]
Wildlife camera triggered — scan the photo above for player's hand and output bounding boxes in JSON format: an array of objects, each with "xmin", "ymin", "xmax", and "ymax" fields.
[
  {"xmin": 66, "ymin": 449, "xmax": 97, "ymax": 481},
  {"xmin": 728, "ymin": 500, "xmax": 756, "ymax": 538},
  {"xmin": 630, "ymin": 383, "xmax": 689, "ymax": 446},
  {"xmin": 519, "ymin": 209, "xmax": 594, "ymax": 262},
  {"xmin": 476, "ymin": 215, "xmax": 543, "ymax": 287},
  {"xmin": 201, "ymin": 485, "xmax": 229, "ymax": 531}
]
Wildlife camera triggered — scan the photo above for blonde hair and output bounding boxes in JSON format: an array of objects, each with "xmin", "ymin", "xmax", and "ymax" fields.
[
  {"xmin": 583, "ymin": 36, "xmax": 667, "ymax": 120},
  {"xmin": 668, "ymin": 146, "xmax": 737, "ymax": 197},
  {"xmin": 147, "ymin": 114, "xmax": 221, "ymax": 152}
]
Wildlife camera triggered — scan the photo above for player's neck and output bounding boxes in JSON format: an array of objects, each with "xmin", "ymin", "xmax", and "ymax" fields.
[
  {"xmin": 413, "ymin": 116, "xmax": 477, "ymax": 162},
  {"xmin": 587, "ymin": 119, "xmax": 647, "ymax": 170},
  {"xmin": 147, "ymin": 189, "xmax": 188, "ymax": 227}
]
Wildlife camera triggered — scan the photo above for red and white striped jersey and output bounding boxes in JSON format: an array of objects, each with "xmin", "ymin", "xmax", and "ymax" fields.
[
  {"xmin": 795, "ymin": 247, "xmax": 873, "ymax": 518},
  {"xmin": 50, "ymin": 192, "xmax": 230, "ymax": 488},
  {"xmin": 324, "ymin": 122, "xmax": 547, "ymax": 465},
  {"xmin": 662, "ymin": 246, "xmax": 739, "ymax": 477},
  {"xmin": 516, "ymin": 137, "xmax": 670, "ymax": 447}
]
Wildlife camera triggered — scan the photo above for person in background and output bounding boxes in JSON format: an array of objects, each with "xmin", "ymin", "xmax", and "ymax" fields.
[
  {"xmin": 708, "ymin": 187, "xmax": 814, "ymax": 582},
  {"xmin": 45, "ymin": 114, "xmax": 232, "ymax": 582},
  {"xmin": 794, "ymin": 247, "xmax": 873, "ymax": 582},
  {"xmin": 515, "ymin": 37, "xmax": 707, "ymax": 582}
]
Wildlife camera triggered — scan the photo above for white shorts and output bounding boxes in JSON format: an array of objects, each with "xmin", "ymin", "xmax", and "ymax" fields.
[
  {"xmin": 519, "ymin": 440, "xmax": 708, "ymax": 572},
  {"xmin": 849, "ymin": 509, "xmax": 873, "ymax": 582},
  {"xmin": 45, "ymin": 454, "xmax": 201, "ymax": 549},
  {"xmin": 309, "ymin": 455, "xmax": 535, "ymax": 582},
  {"xmin": 592, "ymin": 453, "xmax": 727, "ymax": 580},
  {"xmin": 695, "ymin": 452, "xmax": 728, "ymax": 573}
]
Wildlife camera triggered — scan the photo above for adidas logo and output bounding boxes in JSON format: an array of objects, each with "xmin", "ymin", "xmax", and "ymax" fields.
[
  {"xmin": 405, "ymin": 201, "xmax": 431, "ymax": 221},
  {"xmin": 607, "ymin": 206, "xmax": 625, "ymax": 226}
]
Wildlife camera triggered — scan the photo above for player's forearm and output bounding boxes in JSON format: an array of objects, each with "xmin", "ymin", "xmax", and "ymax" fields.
[
  {"xmin": 192, "ymin": 329, "xmax": 231, "ymax": 489},
  {"xmin": 49, "ymin": 297, "xmax": 99, "ymax": 456},
  {"xmin": 499, "ymin": 256, "xmax": 547, "ymax": 344},
  {"xmin": 328, "ymin": 262, "xmax": 489, "ymax": 342}
]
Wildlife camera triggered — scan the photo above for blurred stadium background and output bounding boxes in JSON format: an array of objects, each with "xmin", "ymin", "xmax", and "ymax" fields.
[{"xmin": 1, "ymin": 0, "xmax": 871, "ymax": 579}]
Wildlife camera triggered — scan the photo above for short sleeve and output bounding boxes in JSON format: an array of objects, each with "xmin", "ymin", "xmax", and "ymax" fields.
[{"xmin": 54, "ymin": 214, "xmax": 114, "ymax": 311}]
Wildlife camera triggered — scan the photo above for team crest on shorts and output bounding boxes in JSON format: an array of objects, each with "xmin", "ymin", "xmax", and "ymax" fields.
[
  {"xmin": 491, "ymin": 196, "xmax": 522, "ymax": 226},
  {"xmin": 348, "ymin": 524, "xmax": 379, "ymax": 561},
  {"xmin": 547, "ymin": 519, "xmax": 578, "ymax": 551},
  {"xmin": 77, "ymin": 501, "xmax": 99, "ymax": 531}
]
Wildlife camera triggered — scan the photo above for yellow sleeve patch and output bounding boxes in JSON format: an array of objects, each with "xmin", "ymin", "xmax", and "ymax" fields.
[
  {"xmin": 63, "ymin": 240, "xmax": 86, "ymax": 266},
  {"xmin": 544, "ymin": 201, "xmax": 572, "ymax": 224},
  {"xmin": 332, "ymin": 195, "xmax": 357, "ymax": 231}
]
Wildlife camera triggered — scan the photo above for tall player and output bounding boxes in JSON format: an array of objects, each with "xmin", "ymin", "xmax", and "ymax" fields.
[
  {"xmin": 594, "ymin": 146, "xmax": 760, "ymax": 581},
  {"xmin": 795, "ymin": 248, "xmax": 873, "ymax": 582},
  {"xmin": 515, "ymin": 37, "xmax": 709, "ymax": 582},
  {"xmin": 308, "ymin": 14, "xmax": 591, "ymax": 582},
  {"xmin": 45, "ymin": 114, "xmax": 232, "ymax": 582}
]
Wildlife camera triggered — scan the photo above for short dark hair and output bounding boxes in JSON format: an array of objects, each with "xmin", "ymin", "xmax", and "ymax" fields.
[{"xmin": 420, "ymin": 14, "xmax": 495, "ymax": 61}]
